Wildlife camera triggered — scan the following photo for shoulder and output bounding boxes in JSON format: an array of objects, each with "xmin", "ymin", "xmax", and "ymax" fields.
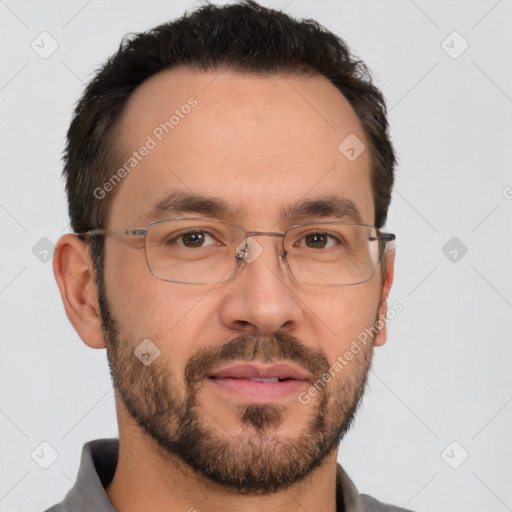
[
  {"xmin": 337, "ymin": 464, "xmax": 416, "ymax": 512},
  {"xmin": 40, "ymin": 439, "xmax": 119, "ymax": 512},
  {"xmin": 360, "ymin": 493, "xmax": 415, "ymax": 512}
]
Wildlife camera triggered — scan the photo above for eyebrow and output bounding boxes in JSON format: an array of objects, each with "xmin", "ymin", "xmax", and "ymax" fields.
[
  {"xmin": 140, "ymin": 191, "xmax": 363, "ymax": 225},
  {"xmin": 280, "ymin": 194, "xmax": 363, "ymax": 224},
  {"xmin": 140, "ymin": 191, "xmax": 241, "ymax": 224}
]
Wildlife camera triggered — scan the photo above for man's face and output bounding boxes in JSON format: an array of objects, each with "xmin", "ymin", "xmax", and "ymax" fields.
[{"xmin": 99, "ymin": 69, "xmax": 391, "ymax": 493}]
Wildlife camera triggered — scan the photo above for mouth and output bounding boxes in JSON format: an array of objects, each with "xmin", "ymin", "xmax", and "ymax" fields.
[{"xmin": 206, "ymin": 363, "xmax": 311, "ymax": 403}]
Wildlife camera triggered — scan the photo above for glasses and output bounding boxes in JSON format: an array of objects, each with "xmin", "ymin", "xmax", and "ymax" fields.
[{"xmin": 81, "ymin": 217, "xmax": 395, "ymax": 286}]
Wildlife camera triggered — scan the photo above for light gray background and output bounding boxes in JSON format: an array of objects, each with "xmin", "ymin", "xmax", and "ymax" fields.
[{"xmin": 1, "ymin": 1, "xmax": 511, "ymax": 511}]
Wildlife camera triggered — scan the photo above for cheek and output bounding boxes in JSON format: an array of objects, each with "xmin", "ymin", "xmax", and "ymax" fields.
[
  {"xmin": 301, "ymin": 281, "xmax": 381, "ymax": 357},
  {"xmin": 104, "ymin": 245, "xmax": 220, "ymax": 363},
  {"xmin": 103, "ymin": 243, "xmax": 149, "ymax": 320}
]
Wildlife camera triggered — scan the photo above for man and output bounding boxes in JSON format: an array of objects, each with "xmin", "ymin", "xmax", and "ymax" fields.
[{"xmin": 50, "ymin": 1, "xmax": 408, "ymax": 510}]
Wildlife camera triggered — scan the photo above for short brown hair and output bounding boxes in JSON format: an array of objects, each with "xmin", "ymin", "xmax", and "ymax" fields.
[{"xmin": 64, "ymin": 0, "xmax": 395, "ymax": 238}]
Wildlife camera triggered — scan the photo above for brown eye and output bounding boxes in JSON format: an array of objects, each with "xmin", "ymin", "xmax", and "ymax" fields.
[
  {"xmin": 299, "ymin": 232, "xmax": 341, "ymax": 249},
  {"xmin": 181, "ymin": 231, "xmax": 206, "ymax": 247},
  {"xmin": 305, "ymin": 233, "xmax": 328, "ymax": 249}
]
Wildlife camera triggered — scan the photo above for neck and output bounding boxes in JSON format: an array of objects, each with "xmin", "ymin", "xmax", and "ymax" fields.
[{"xmin": 106, "ymin": 406, "xmax": 339, "ymax": 512}]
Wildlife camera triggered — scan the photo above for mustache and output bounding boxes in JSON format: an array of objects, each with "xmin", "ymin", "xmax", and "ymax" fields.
[{"xmin": 184, "ymin": 331, "xmax": 330, "ymax": 388}]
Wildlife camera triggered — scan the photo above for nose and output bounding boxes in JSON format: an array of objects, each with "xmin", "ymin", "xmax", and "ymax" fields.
[{"xmin": 218, "ymin": 236, "xmax": 303, "ymax": 335}]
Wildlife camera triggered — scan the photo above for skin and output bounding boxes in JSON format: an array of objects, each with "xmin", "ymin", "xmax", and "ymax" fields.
[{"xmin": 53, "ymin": 69, "xmax": 395, "ymax": 512}]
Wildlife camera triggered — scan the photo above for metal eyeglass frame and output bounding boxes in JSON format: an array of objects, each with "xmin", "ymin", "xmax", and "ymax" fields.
[{"xmin": 79, "ymin": 217, "xmax": 396, "ymax": 286}]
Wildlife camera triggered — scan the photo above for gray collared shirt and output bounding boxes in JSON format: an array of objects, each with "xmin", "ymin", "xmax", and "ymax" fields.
[{"xmin": 45, "ymin": 439, "xmax": 413, "ymax": 512}]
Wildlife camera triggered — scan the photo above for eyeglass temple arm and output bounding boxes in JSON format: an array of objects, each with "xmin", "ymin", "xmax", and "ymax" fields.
[{"xmin": 77, "ymin": 228, "xmax": 147, "ymax": 237}]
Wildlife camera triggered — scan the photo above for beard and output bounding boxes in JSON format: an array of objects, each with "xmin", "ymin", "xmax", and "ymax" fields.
[{"xmin": 98, "ymin": 283, "xmax": 375, "ymax": 495}]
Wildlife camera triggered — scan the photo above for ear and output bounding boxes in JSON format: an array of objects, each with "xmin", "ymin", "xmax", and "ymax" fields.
[
  {"xmin": 373, "ymin": 247, "xmax": 395, "ymax": 347},
  {"xmin": 53, "ymin": 234, "xmax": 106, "ymax": 349}
]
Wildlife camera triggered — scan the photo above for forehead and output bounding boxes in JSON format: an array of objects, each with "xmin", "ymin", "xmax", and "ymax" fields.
[{"xmin": 108, "ymin": 68, "xmax": 374, "ymax": 228}]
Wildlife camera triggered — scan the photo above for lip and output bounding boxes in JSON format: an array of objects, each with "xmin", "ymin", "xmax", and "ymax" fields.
[
  {"xmin": 209, "ymin": 363, "xmax": 311, "ymax": 381},
  {"xmin": 207, "ymin": 363, "xmax": 311, "ymax": 403}
]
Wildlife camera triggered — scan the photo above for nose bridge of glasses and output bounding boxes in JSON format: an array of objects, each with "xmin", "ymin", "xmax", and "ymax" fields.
[
  {"xmin": 235, "ymin": 231, "xmax": 286, "ymax": 264},
  {"xmin": 245, "ymin": 231, "xmax": 285, "ymax": 239}
]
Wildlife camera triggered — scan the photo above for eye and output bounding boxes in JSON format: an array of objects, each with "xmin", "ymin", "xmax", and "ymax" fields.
[
  {"xmin": 174, "ymin": 230, "xmax": 218, "ymax": 248},
  {"xmin": 298, "ymin": 232, "xmax": 339, "ymax": 249}
]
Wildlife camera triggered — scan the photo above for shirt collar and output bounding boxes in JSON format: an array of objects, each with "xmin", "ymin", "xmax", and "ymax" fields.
[{"xmin": 60, "ymin": 438, "xmax": 370, "ymax": 512}]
